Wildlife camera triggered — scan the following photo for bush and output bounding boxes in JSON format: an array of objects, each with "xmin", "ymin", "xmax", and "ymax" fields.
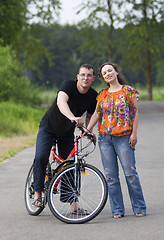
[{"xmin": 0, "ymin": 45, "xmax": 41, "ymax": 106}]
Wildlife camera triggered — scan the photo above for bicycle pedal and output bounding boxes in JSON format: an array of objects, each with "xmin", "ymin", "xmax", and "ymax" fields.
[{"xmin": 80, "ymin": 171, "xmax": 90, "ymax": 175}]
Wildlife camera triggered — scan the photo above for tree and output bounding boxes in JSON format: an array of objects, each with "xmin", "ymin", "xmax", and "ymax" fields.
[
  {"xmin": 117, "ymin": 0, "xmax": 164, "ymax": 100},
  {"xmin": 76, "ymin": 0, "xmax": 164, "ymax": 100},
  {"xmin": 0, "ymin": 0, "xmax": 61, "ymax": 70},
  {"xmin": 76, "ymin": 0, "xmax": 124, "ymax": 62},
  {"xmin": 25, "ymin": 22, "xmax": 162, "ymax": 90}
]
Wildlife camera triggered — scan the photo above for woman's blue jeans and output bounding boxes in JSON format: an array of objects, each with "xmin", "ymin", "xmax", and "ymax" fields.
[
  {"xmin": 33, "ymin": 121, "xmax": 74, "ymax": 192},
  {"xmin": 98, "ymin": 134, "xmax": 146, "ymax": 216}
]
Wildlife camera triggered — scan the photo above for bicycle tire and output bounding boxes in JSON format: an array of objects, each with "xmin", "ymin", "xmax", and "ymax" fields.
[
  {"xmin": 24, "ymin": 165, "xmax": 45, "ymax": 216},
  {"xmin": 48, "ymin": 163, "xmax": 108, "ymax": 224}
]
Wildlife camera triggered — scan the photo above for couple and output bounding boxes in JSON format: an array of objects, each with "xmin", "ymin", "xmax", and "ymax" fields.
[{"xmin": 32, "ymin": 62, "xmax": 146, "ymax": 218}]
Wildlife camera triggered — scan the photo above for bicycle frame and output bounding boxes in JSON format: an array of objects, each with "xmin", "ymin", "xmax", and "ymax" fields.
[
  {"xmin": 51, "ymin": 136, "xmax": 80, "ymax": 166},
  {"xmin": 50, "ymin": 136, "xmax": 86, "ymax": 194},
  {"xmin": 51, "ymin": 140, "xmax": 76, "ymax": 163}
]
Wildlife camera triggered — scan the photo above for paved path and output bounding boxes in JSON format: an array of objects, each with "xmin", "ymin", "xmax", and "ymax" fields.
[{"xmin": 0, "ymin": 101, "xmax": 164, "ymax": 240}]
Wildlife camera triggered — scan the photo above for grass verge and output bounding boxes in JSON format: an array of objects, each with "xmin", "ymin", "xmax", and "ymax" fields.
[
  {"xmin": 0, "ymin": 134, "xmax": 36, "ymax": 162},
  {"xmin": 0, "ymin": 102, "xmax": 46, "ymax": 162}
]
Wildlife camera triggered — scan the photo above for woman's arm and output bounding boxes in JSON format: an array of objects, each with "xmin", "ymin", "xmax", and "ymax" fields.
[
  {"xmin": 84, "ymin": 109, "xmax": 100, "ymax": 144},
  {"xmin": 129, "ymin": 96, "xmax": 138, "ymax": 148},
  {"xmin": 86, "ymin": 108, "xmax": 100, "ymax": 132}
]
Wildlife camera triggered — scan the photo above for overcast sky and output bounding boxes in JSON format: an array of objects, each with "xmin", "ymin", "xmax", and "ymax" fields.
[
  {"xmin": 59, "ymin": 0, "xmax": 87, "ymax": 25},
  {"xmin": 28, "ymin": 0, "xmax": 131, "ymax": 27},
  {"xmin": 58, "ymin": 0, "xmax": 126, "ymax": 27}
]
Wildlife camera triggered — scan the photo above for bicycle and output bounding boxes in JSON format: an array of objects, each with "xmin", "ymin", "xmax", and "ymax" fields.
[{"xmin": 25, "ymin": 123, "xmax": 108, "ymax": 224}]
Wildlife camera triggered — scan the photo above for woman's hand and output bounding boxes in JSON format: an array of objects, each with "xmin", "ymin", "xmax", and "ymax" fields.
[
  {"xmin": 81, "ymin": 130, "xmax": 97, "ymax": 144},
  {"xmin": 129, "ymin": 132, "xmax": 137, "ymax": 148},
  {"xmin": 88, "ymin": 132, "xmax": 97, "ymax": 144}
]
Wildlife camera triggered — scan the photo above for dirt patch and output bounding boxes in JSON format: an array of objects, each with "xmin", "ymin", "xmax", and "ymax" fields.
[{"xmin": 0, "ymin": 135, "xmax": 36, "ymax": 161}]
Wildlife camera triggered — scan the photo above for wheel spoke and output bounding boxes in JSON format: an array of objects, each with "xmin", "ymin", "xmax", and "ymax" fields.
[{"xmin": 48, "ymin": 164, "xmax": 108, "ymax": 223}]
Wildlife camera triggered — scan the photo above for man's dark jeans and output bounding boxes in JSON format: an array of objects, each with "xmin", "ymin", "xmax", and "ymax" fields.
[{"xmin": 33, "ymin": 121, "xmax": 74, "ymax": 192}]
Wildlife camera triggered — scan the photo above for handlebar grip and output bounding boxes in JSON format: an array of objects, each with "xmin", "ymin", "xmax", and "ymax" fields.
[{"xmin": 71, "ymin": 120, "xmax": 76, "ymax": 125}]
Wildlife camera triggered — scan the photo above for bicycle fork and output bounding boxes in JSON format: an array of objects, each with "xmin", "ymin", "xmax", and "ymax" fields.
[{"xmin": 74, "ymin": 137, "xmax": 81, "ymax": 196}]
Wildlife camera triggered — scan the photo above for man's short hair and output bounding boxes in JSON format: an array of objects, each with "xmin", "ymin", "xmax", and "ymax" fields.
[{"xmin": 79, "ymin": 64, "xmax": 95, "ymax": 75}]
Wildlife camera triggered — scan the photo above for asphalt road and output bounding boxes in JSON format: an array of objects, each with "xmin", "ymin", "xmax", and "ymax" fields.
[{"xmin": 0, "ymin": 101, "xmax": 164, "ymax": 240}]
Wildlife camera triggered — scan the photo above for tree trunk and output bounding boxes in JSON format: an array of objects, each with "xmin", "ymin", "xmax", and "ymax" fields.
[
  {"xmin": 107, "ymin": 0, "xmax": 114, "ymax": 62},
  {"xmin": 142, "ymin": 0, "xmax": 152, "ymax": 100},
  {"xmin": 146, "ymin": 49, "xmax": 152, "ymax": 100},
  {"xmin": 108, "ymin": 25, "xmax": 113, "ymax": 61}
]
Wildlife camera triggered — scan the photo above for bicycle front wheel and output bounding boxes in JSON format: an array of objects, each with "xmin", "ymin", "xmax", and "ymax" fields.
[{"xmin": 48, "ymin": 163, "xmax": 108, "ymax": 224}]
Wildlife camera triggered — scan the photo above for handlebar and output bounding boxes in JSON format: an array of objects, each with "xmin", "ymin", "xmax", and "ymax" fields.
[{"xmin": 71, "ymin": 120, "xmax": 95, "ymax": 144}]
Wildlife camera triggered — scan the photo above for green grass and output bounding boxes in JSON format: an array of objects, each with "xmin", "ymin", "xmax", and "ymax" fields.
[
  {"xmin": 39, "ymin": 87, "xmax": 58, "ymax": 107},
  {"xmin": 1, "ymin": 150, "xmax": 17, "ymax": 161},
  {"xmin": 152, "ymin": 87, "xmax": 164, "ymax": 100},
  {"xmin": 134, "ymin": 85, "xmax": 164, "ymax": 100},
  {"xmin": 0, "ymin": 102, "xmax": 46, "ymax": 137}
]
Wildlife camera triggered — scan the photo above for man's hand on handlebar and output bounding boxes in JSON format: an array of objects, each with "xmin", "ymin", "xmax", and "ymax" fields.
[
  {"xmin": 71, "ymin": 117, "xmax": 84, "ymax": 127},
  {"xmin": 71, "ymin": 120, "xmax": 96, "ymax": 145}
]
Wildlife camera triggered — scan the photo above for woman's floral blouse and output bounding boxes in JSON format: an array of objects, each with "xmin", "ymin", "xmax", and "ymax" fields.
[{"xmin": 96, "ymin": 85, "xmax": 139, "ymax": 136}]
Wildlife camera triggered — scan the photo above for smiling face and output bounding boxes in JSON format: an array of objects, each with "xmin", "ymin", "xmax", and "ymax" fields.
[
  {"xmin": 101, "ymin": 64, "xmax": 118, "ymax": 85},
  {"xmin": 77, "ymin": 67, "xmax": 95, "ymax": 92}
]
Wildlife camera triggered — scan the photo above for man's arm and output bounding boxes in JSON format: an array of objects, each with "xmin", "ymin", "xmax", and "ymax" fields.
[{"xmin": 57, "ymin": 91, "xmax": 84, "ymax": 126}]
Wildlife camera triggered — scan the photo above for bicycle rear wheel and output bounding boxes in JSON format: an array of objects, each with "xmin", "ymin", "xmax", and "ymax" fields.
[
  {"xmin": 48, "ymin": 163, "xmax": 108, "ymax": 224},
  {"xmin": 24, "ymin": 165, "xmax": 45, "ymax": 216}
]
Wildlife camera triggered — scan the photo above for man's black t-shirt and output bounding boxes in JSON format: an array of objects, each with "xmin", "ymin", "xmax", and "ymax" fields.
[{"xmin": 42, "ymin": 80, "xmax": 97, "ymax": 138}]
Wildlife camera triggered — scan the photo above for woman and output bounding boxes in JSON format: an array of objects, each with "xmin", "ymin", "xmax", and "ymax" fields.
[{"xmin": 86, "ymin": 62, "xmax": 146, "ymax": 218}]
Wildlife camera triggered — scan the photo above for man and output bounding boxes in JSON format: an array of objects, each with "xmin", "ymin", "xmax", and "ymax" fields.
[{"xmin": 33, "ymin": 63, "xmax": 97, "ymax": 211}]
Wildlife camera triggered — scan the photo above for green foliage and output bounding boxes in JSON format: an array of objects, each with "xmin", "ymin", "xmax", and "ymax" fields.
[
  {"xmin": 25, "ymin": 21, "xmax": 164, "ymax": 91},
  {"xmin": 0, "ymin": 0, "xmax": 27, "ymax": 45},
  {"xmin": 0, "ymin": 0, "xmax": 61, "ymax": 75},
  {"xmin": 113, "ymin": 0, "xmax": 164, "ymax": 100},
  {"xmin": 0, "ymin": 102, "xmax": 45, "ymax": 137},
  {"xmin": 74, "ymin": 0, "xmax": 164, "ymax": 100},
  {"xmin": 27, "ymin": 0, "xmax": 61, "ymax": 24},
  {"xmin": 0, "ymin": 0, "xmax": 61, "ymax": 46},
  {"xmin": 15, "ymin": 32, "xmax": 53, "ymax": 72},
  {"xmin": 0, "ymin": 45, "xmax": 41, "ymax": 105},
  {"xmin": 29, "ymin": 24, "xmax": 85, "ymax": 88}
]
